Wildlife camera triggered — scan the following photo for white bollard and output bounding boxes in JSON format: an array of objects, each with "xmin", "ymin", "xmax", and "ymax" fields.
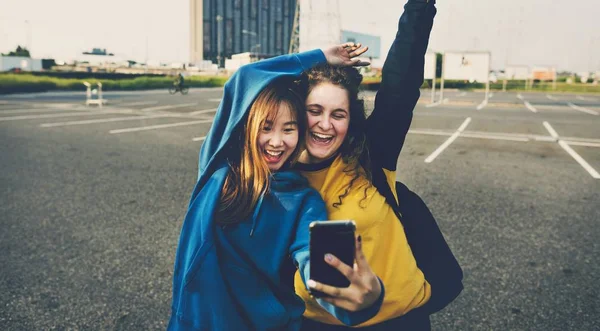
[{"xmin": 83, "ymin": 81, "xmax": 92, "ymax": 106}]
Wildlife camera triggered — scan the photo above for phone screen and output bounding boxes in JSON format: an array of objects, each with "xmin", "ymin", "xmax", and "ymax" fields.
[{"xmin": 309, "ymin": 220, "xmax": 356, "ymax": 297}]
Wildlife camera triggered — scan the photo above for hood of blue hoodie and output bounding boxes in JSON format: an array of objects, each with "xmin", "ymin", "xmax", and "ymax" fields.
[{"xmin": 169, "ymin": 50, "xmax": 326, "ymax": 331}]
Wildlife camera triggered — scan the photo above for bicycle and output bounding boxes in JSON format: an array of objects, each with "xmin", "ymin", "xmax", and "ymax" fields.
[{"xmin": 169, "ymin": 85, "xmax": 189, "ymax": 95}]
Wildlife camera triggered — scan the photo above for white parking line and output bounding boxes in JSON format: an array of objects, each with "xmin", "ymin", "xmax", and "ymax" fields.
[
  {"xmin": 411, "ymin": 129, "xmax": 600, "ymax": 148},
  {"xmin": 425, "ymin": 98, "xmax": 449, "ymax": 108},
  {"xmin": 0, "ymin": 111, "xmax": 107, "ymax": 122},
  {"xmin": 109, "ymin": 119, "xmax": 213, "ymax": 134},
  {"xmin": 565, "ymin": 141, "xmax": 600, "ymax": 148},
  {"xmin": 524, "ymin": 101, "xmax": 538, "ymax": 113},
  {"xmin": 476, "ymin": 100, "xmax": 488, "ymax": 110},
  {"xmin": 40, "ymin": 115, "xmax": 168, "ymax": 127},
  {"xmin": 546, "ymin": 94, "xmax": 558, "ymax": 101},
  {"xmin": 192, "ymin": 136, "xmax": 207, "ymax": 142},
  {"xmin": 489, "ymin": 92, "xmax": 494, "ymax": 98},
  {"xmin": 141, "ymin": 103, "xmax": 198, "ymax": 112},
  {"xmin": 458, "ymin": 92, "xmax": 467, "ymax": 97},
  {"xmin": 576, "ymin": 95, "xmax": 585, "ymax": 101},
  {"xmin": 0, "ymin": 108, "xmax": 72, "ymax": 115},
  {"xmin": 424, "ymin": 117, "xmax": 471, "ymax": 163},
  {"xmin": 542, "ymin": 121, "xmax": 600, "ymax": 179},
  {"xmin": 117, "ymin": 101, "xmax": 158, "ymax": 107},
  {"xmin": 208, "ymin": 98, "xmax": 222, "ymax": 102},
  {"xmin": 517, "ymin": 94, "xmax": 523, "ymax": 100},
  {"xmin": 188, "ymin": 108, "xmax": 218, "ymax": 116},
  {"xmin": 460, "ymin": 132, "xmax": 529, "ymax": 142},
  {"xmin": 566, "ymin": 102, "xmax": 599, "ymax": 115}
]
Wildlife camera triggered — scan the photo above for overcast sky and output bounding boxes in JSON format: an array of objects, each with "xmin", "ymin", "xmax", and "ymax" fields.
[{"xmin": 1, "ymin": 0, "xmax": 599, "ymax": 72}]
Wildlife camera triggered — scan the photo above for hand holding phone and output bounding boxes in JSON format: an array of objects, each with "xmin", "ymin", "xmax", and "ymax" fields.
[{"xmin": 309, "ymin": 220, "xmax": 356, "ymax": 298}]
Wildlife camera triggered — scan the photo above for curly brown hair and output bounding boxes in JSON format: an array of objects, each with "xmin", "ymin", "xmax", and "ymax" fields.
[{"xmin": 302, "ymin": 65, "xmax": 373, "ymax": 208}]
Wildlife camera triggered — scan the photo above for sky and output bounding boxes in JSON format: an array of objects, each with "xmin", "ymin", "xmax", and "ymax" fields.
[{"xmin": 1, "ymin": 0, "xmax": 599, "ymax": 72}]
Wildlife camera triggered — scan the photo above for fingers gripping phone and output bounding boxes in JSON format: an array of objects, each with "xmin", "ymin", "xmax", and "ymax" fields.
[{"xmin": 309, "ymin": 220, "xmax": 356, "ymax": 298}]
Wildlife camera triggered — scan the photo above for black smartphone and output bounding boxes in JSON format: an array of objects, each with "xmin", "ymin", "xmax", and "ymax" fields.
[{"xmin": 309, "ymin": 220, "xmax": 356, "ymax": 298}]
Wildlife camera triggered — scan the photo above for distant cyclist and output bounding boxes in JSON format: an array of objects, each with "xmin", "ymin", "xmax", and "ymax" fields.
[
  {"xmin": 170, "ymin": 73, "xmax": 188, "ymax": 95},
  {"xmin": 175, "ymin": 73, "xmax": 185, "ymax": 89}
]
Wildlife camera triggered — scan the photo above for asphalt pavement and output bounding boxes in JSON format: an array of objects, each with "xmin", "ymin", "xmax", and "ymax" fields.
[{"xmin": 1, "ymin": 87, "xmax": 599, "ymax": 330}]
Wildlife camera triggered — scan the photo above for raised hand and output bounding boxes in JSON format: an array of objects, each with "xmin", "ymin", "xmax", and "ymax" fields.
[
  {"xmin": 307, "ymin": 235, "xmax": 382, "ymax": 312},
  {"xmin": 321, "ymin": 43, "xmax": 371, "ymax": 67}
]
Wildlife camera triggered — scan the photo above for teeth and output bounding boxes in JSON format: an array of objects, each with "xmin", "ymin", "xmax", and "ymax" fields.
[
  {"xmin": 265, "ymin": 150, "xmax": 283, "ymax": 156},
  {"xmin": 312, "ymin": 132, "xmax": 333, "ymax": 139}
]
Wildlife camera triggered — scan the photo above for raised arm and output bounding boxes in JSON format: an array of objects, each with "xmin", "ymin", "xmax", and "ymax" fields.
[
  {"xmin": 366, "ymin": 0, "xmax": 436, "ymax": 170},
  {"xmin": 197, "ymin": 44, "xmax": 369, "ymax": 181}
]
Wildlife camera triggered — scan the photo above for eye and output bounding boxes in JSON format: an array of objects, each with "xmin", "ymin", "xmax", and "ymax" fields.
[
  {"xmin": 307, "ymin": 109, "xmax": 320, "ymax": 115},
  {"xmin": 332, "ymin": 112, "xmax": 347, "ymax": 120},
  {"xmin": 262, "ymin": 125, "xmax": 272, "ymax": 132},
  {"xmin": 284, "ymin": 127, "xmax": 297, "ymax": 133}
]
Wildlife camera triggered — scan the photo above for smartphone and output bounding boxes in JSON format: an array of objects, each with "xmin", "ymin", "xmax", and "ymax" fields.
[{"xmin": 309, "ymin": 220, "xmax": 356, "ymax": 298}]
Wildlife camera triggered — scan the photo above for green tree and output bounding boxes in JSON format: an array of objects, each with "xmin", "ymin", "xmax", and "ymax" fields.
[{"xmin": 2, "ymin": 45, "xmax": 31, "ymax": 57}]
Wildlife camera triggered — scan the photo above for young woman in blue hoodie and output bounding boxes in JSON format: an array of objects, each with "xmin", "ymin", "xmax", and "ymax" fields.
[{"xmin": 168, "ymin": 44, "xmax": 385, "ymax": 331}]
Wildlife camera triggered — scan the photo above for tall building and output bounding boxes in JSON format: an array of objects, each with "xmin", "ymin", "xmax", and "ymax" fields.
[{"xmin": 190, "ymin": 0, "xmax": 297, "ymax": 66}]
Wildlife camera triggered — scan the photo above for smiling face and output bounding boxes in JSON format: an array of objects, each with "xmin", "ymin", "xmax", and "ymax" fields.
[
  {"xmin": 303, "ymin": 82, "xmax": 350, "ymax": 164},
  {"xmin": 256, "ymin": 103, "xmax": 299, "ymax": 171}
]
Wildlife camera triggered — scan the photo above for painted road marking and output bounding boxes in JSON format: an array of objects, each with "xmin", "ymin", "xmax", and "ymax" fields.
[
  {"xmin": 426, "ymin": 98, "xmax": 449, "ymax": 108},
  {"xmin": 546, "ymin": 94, "xmax": 558, "ymax": 101},
  {"xmin": 117, "ymin": 101, "xmax": 158, "ymax": 107},
  {"xmin": 424, "ymin": 117, "xmax": 471, "ymax": 163},
  {"xmin": 543, "ymin": 121, "xmax": 600, "ymax": 179},
  {"xmin": 208, "ymin": 98, "xmax": 222, "ymax": 102},
  {"xmin": 0, "ymin": 111, "xmax": 110, "ymax": 122},
  {"xmin": 109, "ymin": 119, "xmax": 213, "ymax": 134},
  {"xmin": 188, "ymin": 108, "xmax": 218, "ymax": 116},
  {"xmin": 140, "ymin": 103, "xmax": 198, "ymax": 112},
  {"xmin": 458, "ymin": 92, "xmax": 467, "ymax": 97},
  {"xmin": 517, "ymin": 94, "xmax": 523, "ymax": 100},
  {"xmin": 566, "ymin": 102, "xmax": 599, "ymax": 115},
  {"xmin": 40, "ymin": 115, "xmax": 168, "ymax": 127},
  {"xmin": 409, "ymin": 129, "xmax": 600, "ymax": 147},
  {"xmin": 192, "ymin": 136, "xmax": 207, "ymax": 142},
  {"xmin": 0, "ymin": 108, "xmax": 76, "ymax": 115},
  {"xmin": 524, "ymin": 101, "xmax": 538, "ymax": 113},
  {"xmin": 476, "ymin": 100, "xmax": 488, "ymax": 110}
]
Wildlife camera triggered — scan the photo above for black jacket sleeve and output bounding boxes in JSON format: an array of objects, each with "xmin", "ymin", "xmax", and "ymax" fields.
[{"xmin": 366, "ymin": 0, "xmax": 436, "ymax": 171}]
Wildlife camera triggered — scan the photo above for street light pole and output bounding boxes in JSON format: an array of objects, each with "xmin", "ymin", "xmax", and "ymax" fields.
[{"xmin": 216, "ymin": 15, "xmax": 223, "ymax": 68}]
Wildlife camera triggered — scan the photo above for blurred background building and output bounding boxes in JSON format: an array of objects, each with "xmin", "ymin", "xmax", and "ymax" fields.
[
  {"xmin": 190, "ymin": 0, "xmax": 297, "ymax": 67},
  {"xmin": 190, "ymin": 0, "xmax": 381, "ymax": 68}
]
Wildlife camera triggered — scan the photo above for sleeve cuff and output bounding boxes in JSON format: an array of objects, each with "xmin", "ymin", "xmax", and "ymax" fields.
[{"xmin": 295, "ymin": 49, "xmax": 327, "ymax": 71}]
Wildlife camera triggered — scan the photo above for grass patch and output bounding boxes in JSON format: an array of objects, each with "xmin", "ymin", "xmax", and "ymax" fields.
[{"xmin": 0, "ymin": 73, "xmax": 229, "ymax": 94}]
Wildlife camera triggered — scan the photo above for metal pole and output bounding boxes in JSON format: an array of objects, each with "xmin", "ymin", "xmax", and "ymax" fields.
[
  {"xmin": 431, "ymin": 78, "xmax": 436, "ymax": 104},
  {"xmin": 485, "ymin": 53, "xmax": 491, "ymax": 103},
  {"xmin": 97, "ymin": 82, "xmax": 103, "ymax": 108},
  {"xmin": 439, "ymin": 53, "xmax": 445, "ymax": 103},
  {"xmin": 216, "ymin": 15, "xmax": 223, "ymax": 68}
]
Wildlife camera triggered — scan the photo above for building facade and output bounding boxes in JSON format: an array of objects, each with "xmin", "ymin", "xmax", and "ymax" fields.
[{"xmin": 190, "ymin": 0, "xmax": 297, "ymax": 66}]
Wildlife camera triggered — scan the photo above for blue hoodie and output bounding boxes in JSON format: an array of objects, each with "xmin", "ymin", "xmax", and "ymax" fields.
[{"xmin": 168, "ymin": 50, "xmax": 383, "ymax": 331}]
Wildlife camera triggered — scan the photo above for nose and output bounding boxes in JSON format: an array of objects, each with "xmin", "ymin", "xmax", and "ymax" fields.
[
  {"xmin": 317, "ymin": 114, "xmax": 332, "ymax": 131},
  {"xmin": 268, "ymin": 133, "xmax": 283, "ymax": 147}
]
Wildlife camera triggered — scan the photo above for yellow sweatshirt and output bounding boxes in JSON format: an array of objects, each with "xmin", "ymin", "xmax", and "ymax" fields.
[{"xmin": 294, "ymin": 156, "xmax": 431, "ymax": 327}]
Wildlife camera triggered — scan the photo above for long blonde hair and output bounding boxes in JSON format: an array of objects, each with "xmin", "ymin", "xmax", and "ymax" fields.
[{"xmin": 216, "ymin": 81, "xmax": 306, "ymax": 224}]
